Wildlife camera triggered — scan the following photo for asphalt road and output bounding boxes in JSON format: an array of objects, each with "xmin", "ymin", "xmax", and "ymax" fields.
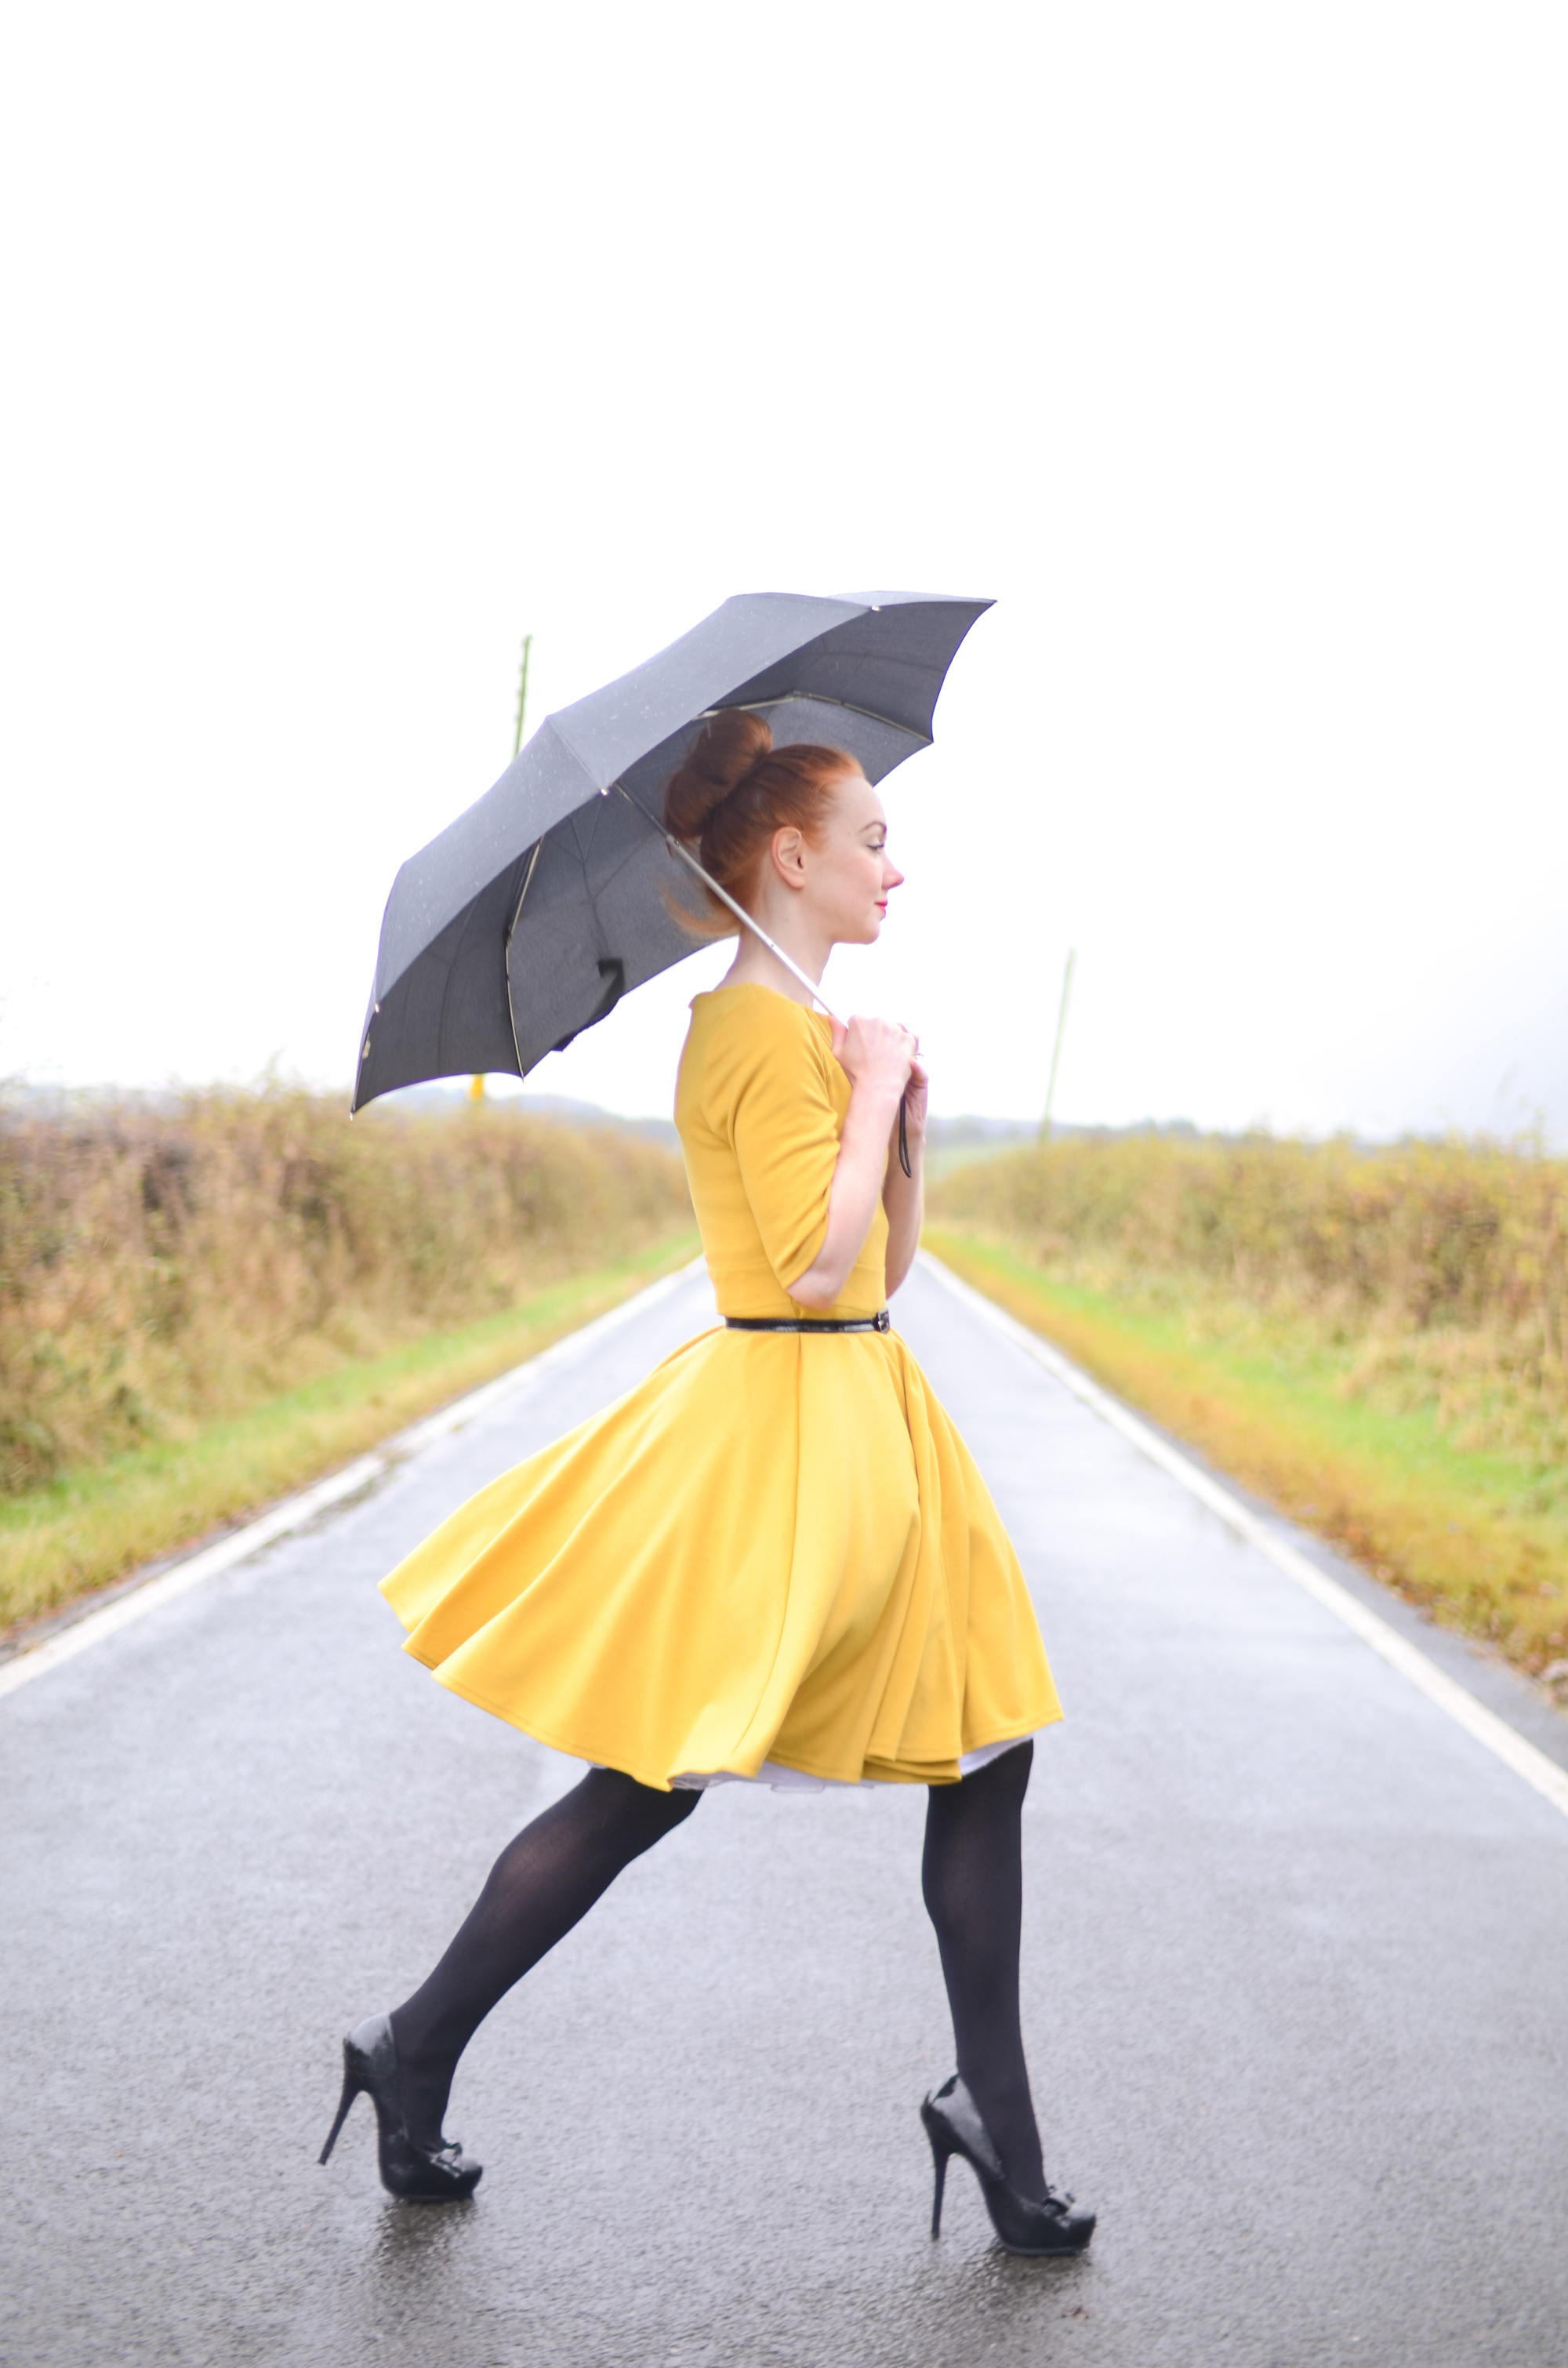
[{"xmin": 4, "ymin": 1260, "xmax": 1566, "ymax": 2368}]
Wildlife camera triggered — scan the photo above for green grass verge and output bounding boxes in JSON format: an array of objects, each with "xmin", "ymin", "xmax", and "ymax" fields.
[
  {"xmin": 1, "ymin": 1234, "xmax": 699, "ymax": 1636},
  {"xmin": 924, "ymin": 1227, "xmax": 1568, "ymax": 1678}
]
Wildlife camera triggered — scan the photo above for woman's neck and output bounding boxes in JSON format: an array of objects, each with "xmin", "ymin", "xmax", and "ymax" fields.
[{"xmin": 720, "ymin": 911, "xmax": 829, "ymax": 1008}]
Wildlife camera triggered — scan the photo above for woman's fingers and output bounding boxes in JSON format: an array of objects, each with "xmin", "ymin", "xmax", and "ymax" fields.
[
  {"xmin": 851, "ymin": 1017, "xmax": 918, "ymax": 1052},
  {"xmin": 837, "ymin": 1015, "xmax": 922, "ymax": 1102}
]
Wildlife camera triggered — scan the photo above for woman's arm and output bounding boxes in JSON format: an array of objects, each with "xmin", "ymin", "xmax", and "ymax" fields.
[
  {"xmin": 787, "ymin": 1017, "xmax": 916, "ymax": 1310},
  {"xmin": 880, "ymin": 1054, "xmax": 927, "ymax": 1297}
]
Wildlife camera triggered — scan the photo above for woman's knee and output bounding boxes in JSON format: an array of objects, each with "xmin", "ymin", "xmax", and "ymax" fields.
[
  {"xmin": 929, "ymin": 1738, "xmax": 1033, "ymax": 1825},
  {"xmin": 581, "ymin": 1764, "xmax": 702, "ymax": 1847},
  {"xmin": 973, "ymin": 1737, "xmax": 1033, "ymax": 1809}
]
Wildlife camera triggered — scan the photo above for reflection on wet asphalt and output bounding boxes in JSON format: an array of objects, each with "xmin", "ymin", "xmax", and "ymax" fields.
[{"xmin": 4, "ymin": 1260, "xmax": 1566, "ymax": 2367}]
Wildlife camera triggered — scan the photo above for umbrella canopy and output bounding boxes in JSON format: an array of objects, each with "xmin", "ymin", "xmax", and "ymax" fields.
[{"xmin": 353, "ymin": 590, "xmax": 991, "ymax": 1111}]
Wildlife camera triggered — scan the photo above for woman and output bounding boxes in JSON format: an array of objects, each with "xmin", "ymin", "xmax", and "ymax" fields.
[{"xmin": 319, "ymin": 712, "xmax": 1095, "ymax": 2257}]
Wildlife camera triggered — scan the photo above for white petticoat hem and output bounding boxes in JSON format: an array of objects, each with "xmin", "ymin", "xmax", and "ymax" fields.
[{"xmin": 668, "ymin": 1731, "xmax": 1040, "ymax": 1793}]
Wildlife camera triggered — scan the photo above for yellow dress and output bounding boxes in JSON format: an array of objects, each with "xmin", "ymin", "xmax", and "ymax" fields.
[{"xmin": 381, "ymin": 983, "xmax": 1062, "ymax": 1790}]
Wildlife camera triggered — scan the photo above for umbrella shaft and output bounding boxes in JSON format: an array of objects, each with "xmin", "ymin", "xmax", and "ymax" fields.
[
  {"xmin": 616, "ymin": 789, "xmax": 847, "ymax": 1030},
  {"xmin": 667, "ymin": 837, "xmax": 844, "ymax": 1023}
]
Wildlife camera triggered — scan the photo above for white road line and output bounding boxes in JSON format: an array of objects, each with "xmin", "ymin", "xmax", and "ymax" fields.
[
  {"xmin": 918, "ymin": 1250, "xmax": 1568, "ymax": 1824},
  {"xmin": 0, "ymin": 1258, "xmax": 710, "ymax": 1706}
]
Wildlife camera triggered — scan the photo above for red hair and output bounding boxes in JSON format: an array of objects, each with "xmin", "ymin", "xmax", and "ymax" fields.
[{"xmin": 662, "ymin": 711, "xmax": 860, "ymax": 932}]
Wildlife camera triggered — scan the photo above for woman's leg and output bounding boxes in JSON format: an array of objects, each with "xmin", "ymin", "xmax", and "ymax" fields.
[
  {"xmin": 921, "ymin": 1739, "xmax": 1046, "ymax": 2199},
  {"xmin": 390, "ymin": 1766, "xmax": 700, "ymax": 2148}
]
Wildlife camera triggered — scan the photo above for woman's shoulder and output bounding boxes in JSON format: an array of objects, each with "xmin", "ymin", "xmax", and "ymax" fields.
[
  {"xmin": 689, "ymin": 982, "xmax": 828, "ymax": 1051},
  {"xmin": 684, "ymin": 985, "xmax": 833, "ymax": 1104}
]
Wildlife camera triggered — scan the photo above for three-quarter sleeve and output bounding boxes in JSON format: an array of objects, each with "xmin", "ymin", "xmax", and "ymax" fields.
[{"xmin": 703, "ymin": 998, "xmax": 841, "ymax": 1295}]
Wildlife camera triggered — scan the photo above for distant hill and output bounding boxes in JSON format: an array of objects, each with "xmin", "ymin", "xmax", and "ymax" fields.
[
  {"xmin": 375, "ymin": 1081, "xmax": 682, "ymax": 1153},
  {"xmin": 0, "ymin": 1077, "xmax": 683, "ymax": 1152},
  {"xmin": 514, "ymin": 1093, "xmax": 681, "ymax": 1153}
]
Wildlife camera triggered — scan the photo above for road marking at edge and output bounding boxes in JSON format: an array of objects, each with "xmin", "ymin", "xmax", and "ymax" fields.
[
  {"xmin": 0, "ymin": 1261, "xmax": 709, "ymax": 1706},
  {"xmin": 919, "ymin": 1250, "xmax": 1568, "ymax": 1825}
]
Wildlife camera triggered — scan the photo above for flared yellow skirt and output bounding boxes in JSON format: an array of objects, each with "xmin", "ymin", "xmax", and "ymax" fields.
[{"xmin": 381, "ymin": 1326, "xmax": 1062, "ymax": 1791}]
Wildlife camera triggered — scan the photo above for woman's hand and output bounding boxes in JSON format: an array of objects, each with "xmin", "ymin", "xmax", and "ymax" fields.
[{"xmin": 829, "ymin": 1014, "xmax": 917, "ymax": 1110}]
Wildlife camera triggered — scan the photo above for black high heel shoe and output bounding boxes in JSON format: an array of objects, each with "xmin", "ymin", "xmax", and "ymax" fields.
[
  {"xmin": 318, "ymin": 2013, "xmax": 483, "ymax": 2203},
  {"xmin": 921, "ymin": 2074, "xmax": 1094, "ymax": 2257}
]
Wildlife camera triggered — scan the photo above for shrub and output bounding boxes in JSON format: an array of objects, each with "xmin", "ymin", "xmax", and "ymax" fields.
[
  {"xmin": 0, "ymin": 1088, "xmax": 691, "ymax": 1494},
  {"xmin": 929, "ymin": 1131, "xmax": 1568, "ymax": 1468}
]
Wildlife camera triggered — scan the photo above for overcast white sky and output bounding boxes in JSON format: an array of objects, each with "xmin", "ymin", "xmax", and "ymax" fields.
[{"xmin": 2, "ymin": 2, "xmax": 1564, "ymax": 1138}]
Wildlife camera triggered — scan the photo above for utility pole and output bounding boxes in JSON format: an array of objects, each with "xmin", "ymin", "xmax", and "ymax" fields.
[
  {"xmin": 512, "ymin": 632, "xmax": 533, "ymax": 761},
  {"xmin": 473, "ymin": 632, "xmax": 535, "ymax": 1106},
  {"xmin": 1040, "ymin": 948, "xmax": 1076, "ymax": 1142}
]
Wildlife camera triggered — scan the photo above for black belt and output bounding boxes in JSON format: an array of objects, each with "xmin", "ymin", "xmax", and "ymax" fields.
[{"xmin": 725, "ymin": 1310, "xmax": 892, "ymax": 1334}]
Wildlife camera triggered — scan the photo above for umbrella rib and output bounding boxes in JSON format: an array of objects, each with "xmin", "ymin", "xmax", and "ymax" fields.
[
  {"xmin": 503, "ymin": 837, "xmax": 546, "ymax": 1076},
  {"xmin": 612, "ymin": 785, "xmax": 847, "ymax": 1030},
  {"xmin": 696, "ymin": 693, "xmax": 931, "ymax": 741}
]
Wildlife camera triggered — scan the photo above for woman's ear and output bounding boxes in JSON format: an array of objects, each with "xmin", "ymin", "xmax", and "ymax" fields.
[{"xmin": 770, "ymin": 826, "xmax": 808, "ymax": 891}]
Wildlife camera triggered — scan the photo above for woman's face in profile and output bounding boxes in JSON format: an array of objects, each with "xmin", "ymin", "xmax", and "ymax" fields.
[{"xmin": 793, "ymin": 768, "xmax": 905, "ymax": 947}]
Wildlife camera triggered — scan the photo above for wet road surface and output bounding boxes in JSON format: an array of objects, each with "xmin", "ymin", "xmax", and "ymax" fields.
[{"xmin": 4, "ymin": 1258, "xmax": 1567, "ymax": 2368}]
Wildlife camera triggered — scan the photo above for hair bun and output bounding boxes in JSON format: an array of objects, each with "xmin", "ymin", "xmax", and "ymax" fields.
[{"xmin": 662, "ymin": 710, "xmax": 773, "ymax": 841}]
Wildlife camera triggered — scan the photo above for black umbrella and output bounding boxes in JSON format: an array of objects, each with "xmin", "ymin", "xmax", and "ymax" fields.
[{"xmin": 353, "ymin": 590, "xmax": 991, "ymax": 1113}]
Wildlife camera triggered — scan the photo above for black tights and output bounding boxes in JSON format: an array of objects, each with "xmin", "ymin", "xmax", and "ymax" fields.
[
  {"xmin": 921, "ymin": 1738, "xmax": 1044, "ymax": 2198},
  {"xmin": 389, "ymin": 1740, "xmax": 1044, "ymax": 2198}
]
